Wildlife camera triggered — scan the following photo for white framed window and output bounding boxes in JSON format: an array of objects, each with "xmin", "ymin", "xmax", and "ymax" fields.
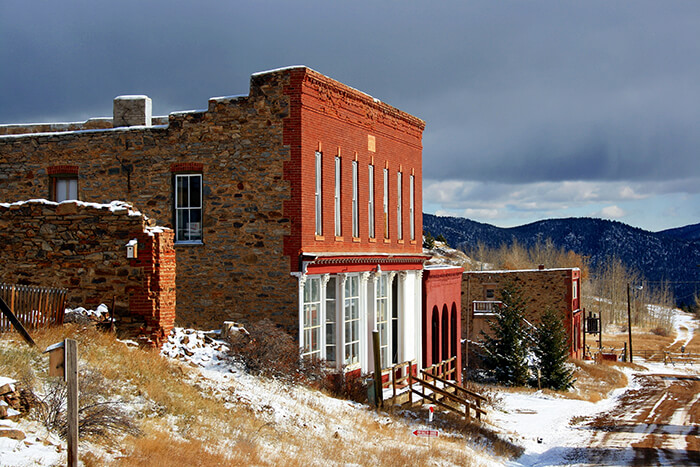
[
  {"xmin": 335, "ymin": 156, "xmax": 341, "ymax": 237},
  {"xmin": 397, "ymin": 172, "xmax": 403, "ymax": 240},
  {"xmin": 325, "ymin": 277, "xmax": 337, "ymax": 363},
  {"xmin": 315, "ymin": 151, "xmax": 322, "ymax": 236},
  {"xmin": 376, "ymin": 274, "xmax": 390, "ymax": 368},
  {"xmin": 302, "ymin": 277, "xmax": 322, "ymax": 358},
  {"xmin": 383, "ymin": 168, "xmax": 389, "ymax": 239},
  {"xmin": 174, "ymin": 173, "xmax": 203, "ymax": 243},
  {"xmin": 53, "ymin": 177, "xmax": 78, "ymax": 202},
  {"xmin": 344, "ymin": 275, "xmax": 360, "ymax": 366},
  {"xmin": 409, "ymin": 174, "xmax": 415, "ymax": 241},
  {"xmin": 352, "ymin": 160, "xmax": 359, "ymax": 238},
  {"xmin": 573, "ymin": 280, "xmax": 578, "ymax": 299},
  {"xmin": 368, "ymin": 165, "xmax": 375, "ymax": 238}
]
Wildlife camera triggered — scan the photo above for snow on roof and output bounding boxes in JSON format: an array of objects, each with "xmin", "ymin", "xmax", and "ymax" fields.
[
  {"xmin": 0, "ymin": 124, "xmax": 168, "ymax": 140},
  {"xmin": 465, "ymin": 267, "xmax": 580, "ymax": 274},
  {"xmin": 0, "ymin": 198, "xmax": 143, "ymax": 217},
  {"xmin": 209, "ymin": 94, "xmax": 247, "ymax": 102},
  {"xmin": 424, "ymin": 264, "xmax": 463, "ymax": 270},
  {"xmin": 114, "ymin": 95, "xmax": 149, "ymax": 100},
  {"xmin": 251, "ymin": 65, "xmax": 308, "ymax": 76}
]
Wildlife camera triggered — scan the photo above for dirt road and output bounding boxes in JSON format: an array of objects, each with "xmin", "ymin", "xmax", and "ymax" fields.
[{"xmin": 576, "ymin": 372, "xmax": 700, "ymax": 466}]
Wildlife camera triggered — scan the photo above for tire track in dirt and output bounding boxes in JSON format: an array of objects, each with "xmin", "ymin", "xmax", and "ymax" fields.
[{"xmin": 582, "ymin": 373, "xmax": 700, "ymax": 466}]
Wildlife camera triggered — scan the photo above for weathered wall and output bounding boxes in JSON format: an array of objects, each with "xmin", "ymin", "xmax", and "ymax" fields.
[
  {"xmin": 462, "ymin": 268, "xmax": 582, "ymax": 360},
  {"xmin": 0, "ymin": 72, "xmax": 298, "ymax": 330},
  {"xmin": 0, "ymin": 200, "xmax": 175, "ymax": 346}
]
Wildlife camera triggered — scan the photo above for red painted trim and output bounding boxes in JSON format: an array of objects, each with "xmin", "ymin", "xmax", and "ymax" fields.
[
  {"xmin": 47, "ymin": 165, "xmax": 79, "ymax": 175},
  {"xmin": 170, "ymin": 162, "xmax": 204, "ymax": 173}
]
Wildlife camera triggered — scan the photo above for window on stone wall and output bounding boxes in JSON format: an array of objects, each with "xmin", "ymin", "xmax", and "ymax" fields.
[
  {"xmin": 485, "ymin": 288, "xmax": 495, "ymax": 300},
  {"xmin": 302, "ymin": 277, "xmax": 322, "ymax": 359},
  {"xmin": 51, "ymin": 176, "xmax": 78, "ymax": 202},
  {"xmin": 315, "ymin": 151, "xmax": 322, "ymax": 236},
  {"xmin": 344, "ymin": 274, "xmax": 360, "ymax": 366},
  {"xmin": 174, "ymin": 173, "xmax": 202, "ymax": 243}
]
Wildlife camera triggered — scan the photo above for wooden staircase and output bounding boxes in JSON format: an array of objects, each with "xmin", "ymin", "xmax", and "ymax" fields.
[{"xmin": 381, "ymin": 357, "xmax": 487, "ymax": 421}]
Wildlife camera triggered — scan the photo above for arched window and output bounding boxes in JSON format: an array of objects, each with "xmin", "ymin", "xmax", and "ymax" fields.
[
  {"xmin": 431, "ymin": 306, "xmax": 439, "ymax": 366},
  {"xmin": 441, "ymin": 305, "xmax": 449, "ymax": 363}
]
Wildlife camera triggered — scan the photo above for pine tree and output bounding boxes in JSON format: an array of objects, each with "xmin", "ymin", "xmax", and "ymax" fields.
[
  {"xmin": 481, "ymin": 283, "xmax": 530, "ymax": 386},
  {"xmin": 533, "ymin": 308, "xmax": 574, "ymax": 390}
]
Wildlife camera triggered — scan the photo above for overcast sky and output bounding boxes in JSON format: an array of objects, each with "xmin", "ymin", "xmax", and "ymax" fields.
[{"xmin": 2, "ymin": 1, "xmax": 698, "ymax": 232}]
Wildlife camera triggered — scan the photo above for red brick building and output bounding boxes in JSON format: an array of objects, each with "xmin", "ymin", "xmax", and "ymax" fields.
[
  {"xmin": 422, "ymin": 265, "xmax": 463, "ymax": 382},
  {"xmin": 0, "ymin": 67, "xmax": 430, "ymax": 373},
  {"xmin": 462, "ymin": 268, "xmax": 583, "ymax": 363}
]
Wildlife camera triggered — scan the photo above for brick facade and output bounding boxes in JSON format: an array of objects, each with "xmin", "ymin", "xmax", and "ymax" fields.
[
  {"xmin": 422, "ymin": 266, "xmax": 463, "ymax": 382},
  {"xmin": 0, "ymin": 200, "xmax": 175, "ymax": 346},
  {"xmin": 463, "ymin": 268, "xmax": 582, "ymax": 362}
]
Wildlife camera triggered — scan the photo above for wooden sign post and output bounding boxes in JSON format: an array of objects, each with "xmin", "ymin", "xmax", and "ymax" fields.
[{"xmin": 45, "ymin": 339, "xmax": 78, "ymax": 467}]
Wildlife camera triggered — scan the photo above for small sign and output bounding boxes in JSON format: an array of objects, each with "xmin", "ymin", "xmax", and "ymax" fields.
[{"xmin": 413, "ymin": 429, "xmax": 439, "ymax": 438}]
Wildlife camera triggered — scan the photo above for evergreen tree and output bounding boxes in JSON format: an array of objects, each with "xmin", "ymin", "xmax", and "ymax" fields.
[
  {"xmin": 481, "ymin": 283, "xmax": 530, "ymax": 386},
  {"xmin": 435, "ymin": 233, "xmax": 448, "ymax": 246},
  {"xmin": 533, "ymin": 308, "xmax": 575, "ymax": 390},
  {"xmin": 423, "ymin": 231, "xmax": 435, "ymax": 249}
]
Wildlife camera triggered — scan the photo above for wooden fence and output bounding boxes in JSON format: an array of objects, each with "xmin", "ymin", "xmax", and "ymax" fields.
[{"xmin": 0, "ymin": 284, "xmax": 67, "ymax": 332}]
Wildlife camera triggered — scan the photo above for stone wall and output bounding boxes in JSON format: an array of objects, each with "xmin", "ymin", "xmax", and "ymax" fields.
[
  {"xmin": 462, "ymin": 268, "xmax": 582, "ymax": 360},
  {"xmin": 0, "ymin": 200, "xmax": 175, "ymax": 346},
  {"xmin": 0, "ymin": 71, "xmax": 297, "ymax": 330}
]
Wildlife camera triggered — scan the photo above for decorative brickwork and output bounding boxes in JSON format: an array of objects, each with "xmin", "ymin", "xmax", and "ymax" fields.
[{"xmin": 0, "ymin": 200, "xmax": 175, "ymax": 346}]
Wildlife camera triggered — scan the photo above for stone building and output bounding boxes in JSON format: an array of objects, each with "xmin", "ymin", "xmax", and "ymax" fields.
[
  {"xmin": 462, "ymin": 267, "xmax": 583, "ymax": 362},
  {"xmin": 0, "ymin": 67, "xmax": 430, "ymax": 373}
]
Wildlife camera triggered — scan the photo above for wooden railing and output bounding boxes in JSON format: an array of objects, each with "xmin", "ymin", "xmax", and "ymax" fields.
[
  {"xmin": 408, "ymin": 369, "xmax": 487, "ymax": 421},
  {"xmin": 473, "ymin": 301, "xmax": 501, "ymax": 315},
  {"xmin": 381, "ymin": 360, "xmax": 416, "ymax": 400},
  {"xmin": 0, "ymin": 284, "xmax": 67, "ymax": 332},
  {"xmin": 423, "ymin": 356, "xmax": 457, "ymax": 382}
]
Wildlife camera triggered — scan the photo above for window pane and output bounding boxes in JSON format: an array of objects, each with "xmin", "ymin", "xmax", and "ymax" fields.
[
  {"xmin": 190, "ymin": 175, "xmax": 201, "ymax": 208},
  {"xmin": 176, "ymin": 176, "xmax": 189, "ymax": 208}
]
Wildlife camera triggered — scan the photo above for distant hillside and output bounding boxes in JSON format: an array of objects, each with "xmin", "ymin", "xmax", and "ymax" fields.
[
  {"xmin": 423, "ymin": 213, "xmax": 700, "ymax": 306},
  {"xmin": 658, "ymin": 223, "xmax": 700, "ymax": 241}
]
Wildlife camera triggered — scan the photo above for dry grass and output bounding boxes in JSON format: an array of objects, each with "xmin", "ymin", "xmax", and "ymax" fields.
[
  {"xmin": 1, "ymin": 326, "xmax": 502, "ymax": 466},
  {"xmin": 567, "ymin": 360, "xmax": 633, "ymax": 402}
]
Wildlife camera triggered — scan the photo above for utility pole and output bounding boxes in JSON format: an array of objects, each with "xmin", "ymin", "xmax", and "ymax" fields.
[{"xmin": 627, "ymin": 283, "xmax": 633, "ymax": 364}]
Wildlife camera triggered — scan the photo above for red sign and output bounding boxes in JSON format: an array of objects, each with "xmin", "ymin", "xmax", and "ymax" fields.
[{"xmin": 413, "ymin": 429, "xmax": 439, "ymax": 438}]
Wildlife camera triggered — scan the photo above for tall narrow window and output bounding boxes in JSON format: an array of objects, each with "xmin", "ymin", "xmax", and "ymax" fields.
[
  {"xmin": 174, "ymin": 174, "xmax": 202, "ymax": 243},
  {"xmin": 397, "ymin": 172, "xmax": 403, "ymax": 240},
  {"xmin": 376, "ymin": 274, "xmax": 390, "ymax": 368},
  {"xmin": 352, "ymin": 161, "xmax": 359, "ymax": 238},
  {"xmin": 52, "ymin": 177, "xmax": 78, "ymax": 202},
  {"xmin": 344, "ymin": 275, "xmax": 360, "ymax": 366},
  {"xmin": 368, "ymin": 165, "xmax": 375, "ymax": 238},
  {"xmin": 335, "ymin": 156, "xmax": 341, "ymax": 237},
  {"xmin": 302, "ymin": 277, "xmax": 321, "ymax": 358},
  {"xmin": 325, "ymin": 277, "xmax": 337, "ymax": 363},
  {"xmin": 409, "ymin": 174, "xmax": 415, "ymax": 241},
  {"xmin": 315, "ymin": 151, "xmax": 322, "ymax": 236},
  {"xmin": 383, "ymin": 168, "xmax": 389, "ymax": 239}
]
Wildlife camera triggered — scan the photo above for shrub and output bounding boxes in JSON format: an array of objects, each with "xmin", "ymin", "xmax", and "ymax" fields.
[
  {"xmin": 649, "ymin": 326, "xmax": 670, "ymax": 337},
  {"xmin": 228, "ymin": 319, "xmax": 328, "ymax": 384}
]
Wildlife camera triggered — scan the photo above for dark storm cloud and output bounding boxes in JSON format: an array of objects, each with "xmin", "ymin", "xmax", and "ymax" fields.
[{"xmin": 2, "ymin": 1, "xmax": 699, "ymax": 187}]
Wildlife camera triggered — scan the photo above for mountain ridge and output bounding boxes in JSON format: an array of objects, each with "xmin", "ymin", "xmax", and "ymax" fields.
[{"xmin": 423, "ymin": 213, "xmax": 700, "ymax": 306}]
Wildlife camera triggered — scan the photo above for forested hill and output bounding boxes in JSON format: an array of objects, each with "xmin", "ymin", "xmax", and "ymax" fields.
[
  {"xmin": 423, "ymin": 213, "xmax": 700, "ymax": 306},
  {"xmin": 658, "ymin": 223, "xmax": 700, "ymax": 241}
]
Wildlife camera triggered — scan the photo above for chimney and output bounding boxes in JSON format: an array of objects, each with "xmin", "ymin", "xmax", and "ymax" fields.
[
  {"xmin": 538, "ymin": 264, "xmax": 545, "ymax": 270},
  {"xmin": 113, "ymin": 95, "xmax": 152, "ymax": 127}
]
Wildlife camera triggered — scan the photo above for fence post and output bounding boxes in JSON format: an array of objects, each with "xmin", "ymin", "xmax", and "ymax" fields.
[{"xmin": 65, "ymin": 339, "xmax": 79, "ymax": 467}]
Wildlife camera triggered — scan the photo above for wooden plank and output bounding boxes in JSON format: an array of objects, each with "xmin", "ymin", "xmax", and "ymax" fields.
[
  {"xmin": 65, "ymin": 339, "xmax": 79, "ymax": 467},
  {"xmin": 0, "ymin": 295, "xmax": 36, "ymax": 347}
]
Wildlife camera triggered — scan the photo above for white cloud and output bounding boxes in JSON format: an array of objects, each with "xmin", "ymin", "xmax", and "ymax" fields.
[{"xmin": 595, "ymin": 205, "xmax": 626, "ymax": 219}]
